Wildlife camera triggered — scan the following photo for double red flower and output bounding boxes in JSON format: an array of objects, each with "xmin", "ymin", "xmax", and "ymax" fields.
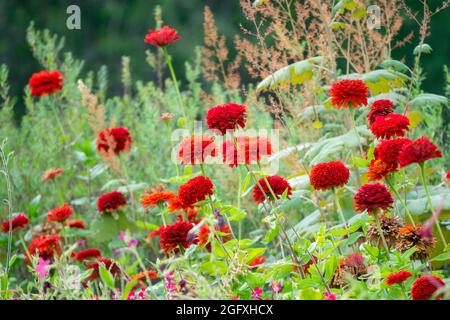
[
  {"xmin": 2, "ymin": 214, "xmax": 29, "ymax": 233},
  {"xmin": 144, "ymin": 26, "xmax": 181, "ymax": 47},
  {"xmin": 96, "ymin": 127, "xmax": 133, "ymax": 156},
  {"xmin": 28, "ymin": 70, "xmax": 63, "ymax": 96},
  {"xmin": 206, "ymin": 103, "xmax": 247, "ymax": 135},
  {"xmin": 310, "ymin": 161, "xmax": 350, "ymax": 190},
  {"xmin": 329, "ymin": 79, "xmax": 368, "ymax": 108}
]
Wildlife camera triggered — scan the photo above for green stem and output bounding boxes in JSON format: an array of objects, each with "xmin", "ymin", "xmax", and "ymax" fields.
[
  {"xmin": 385, "ymin": 176, "xmax": 416, "ymax": 226},
  {"xmin": 374, "ymin": 213, "xmax": 391, "ymax": 260},
  {"xmin": 332, "ymin": 187, "xmax": 348, "ymax": 228},
  {"xmin": 348, "ymin": 108, "xmax": 364, "ymax": 155},
  {"xmin": 161, "ymin": 46, "xmax": 186, "ymax": 117},
  {"xmin": 0, "ymin": 142, "xmax": 13, "ymax": 276},
  {"xmin": 419, "ymin": 163, "xmax": 447, "ymax": 246}
]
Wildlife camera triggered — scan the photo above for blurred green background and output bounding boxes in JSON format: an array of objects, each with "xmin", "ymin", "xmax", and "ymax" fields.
[{"xmin": 0, "ymin": 0, "xmax": 449, "ymax": 121}]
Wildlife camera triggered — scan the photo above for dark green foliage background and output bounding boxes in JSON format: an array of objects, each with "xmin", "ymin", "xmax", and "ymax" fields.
[{"xmin": 0, "ymin": 0, "xmax": 448, "ymax": 120}]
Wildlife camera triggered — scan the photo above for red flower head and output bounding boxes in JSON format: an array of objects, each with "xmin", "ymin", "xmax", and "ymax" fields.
[
  {"xmin": 96, "ymin": 127, "xmax": 133, "ymax": 156},
  {"xmin": 370, "ymin": 114, "xmax": 410, "ymax": 139},
  {"xmin": 144, "ymin": 25, "xmax": 181, "ymax": 47},
  {"xmin": 141, "ymin": 191, "xmax": 176, "ymax": 208},
  {"xmin": 354, "ymin": 183, "xmax": 394, "ymax": 214},
  {"xmin": 97, "ymin": 191, "xmax": 127, "ymax": 213},
  {"xmin": 329, "ymin": 79, "xmax": 368, "ymax": 108},
  {"xmin": 398, "ymin": 136, "xmax": 442, "ymax": 167},
  {"xmin": 43, "ymin": 168, "xmax": 64, "ymax": 181},
  {"xmin": 2, "ymin": 214, "xmax": 29, "ymax": 233},
  {"xmin": 411, "ymin": 275, "xmax": 445, "ymax": 300},
  {"xmin": 367, "ymin": 99, "xmax": 394, "ymax": 127},
  {"xmin": 373, "ymin": 138, "xmax": 411, "ymax": 171},
  {"xmin": 28, "ymin": 70, "xmax": 63, "ymax": 97},
  {"xmin": 130, "ymin": 270, "xmax": 160, "ymax": 283},
  {"xmin": 386, "ymin": 270, "xmax": 413, "ymax": 286},
  {"xmin": 367, "ymin": 159, "xmax": 391, "ymax": 182},
  {"xmin": 168, "ymin": 196, "xmax": 185, "ymax": 213},
  {"xmin": 86, "ymin": 258, "xmax": 121, "ymax": 281},
  {"xmin": 177, "ymin": 176, "xmax": 214, "ymax": 209},
  {"xmin": 26, "ymin": 234, "xmax": 61, "ymax": 263},
  {"xmin": 222, "ymin": 136, "xmax": 272, "ymax": 167},
  {"xmin": 75, "ymin": 248, "xmax": 102, "ymax": 262},
  {"xmin": 252, "ymin": 175, "xmax": 292, "ymax": 204},
  {"xmin": 177, "ymin": 135, "xmax": 217, "ymax": 165},
  {"xmin": 159, "ymin": 221, "xmax": 196, "ymax": 253},
  {"xmin": 206, "ymin": 103, "xmax": 247, "ymax": 135},
  {"xmin": 310, "ymin": 161, "xmax": 350, "ymax": 191},
  {"xmin": 344, "ymin": 253, "xmax": 366, "ymax": 269},
  {"xmin": 47, "ymin": 204, "xmax": 73, "ymax": 222},
  {"xmin": 147, "ymin": 226, "xmax": 162, "ymax": 239},
  {"xmin": 249, "ymin": 256, "xmax": 267, "ymax": 268},
  {"xmin": 198, "ymin": 223, "xmax": 232, "ymax": 251},
  {"xmin": 66, "ymin": 219, "xmax": 86, "ymax": 229}
]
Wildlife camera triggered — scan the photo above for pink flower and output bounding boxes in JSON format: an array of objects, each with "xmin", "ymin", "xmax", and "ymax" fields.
[
  {"xmin": 324, "ymin": 292, "xmax": 336, "ymax": 300},
  {"xmin": 251, "ymin": 287, "xmax": 263, "ymax": 300},
  {"xmin": 127, "ymin": 239, "xmax": 139, "ymax": 247},
  {"xmin": 35, "ymin": 257, "xmax": 50, "ymax": 279},
  {"xmin": 271, "ymin": 281, "xmax": 282, "ymax": 294}
]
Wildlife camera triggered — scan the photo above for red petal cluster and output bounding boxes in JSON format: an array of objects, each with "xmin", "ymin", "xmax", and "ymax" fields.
[
  {"xmin": 66, "ymin": 219, "xmax": 86, "ymax": 229},
  {"xmin": 367, "ymin": 159, "xmax": 391, "ymax": 182},
  {"xmin": 26, "ymin": 234, "xmax": 61, "ymax": 263},
  {"xmin": 373, "ymin": 138, "xmax": 411, "ymax": 171},
  {"xmin": 344, "ymin": 253, "xmax": 365, "ymax": 269},
  {"xmin": 222, "ymin": 136, "xmax": 272, "ymax": 167},
  {"xmin": 43, "ymin": 168, "xmax": 64, "ymax": 181},
  {"xmin": 96, "ymin": 127, "xmax": 133, "ymax": 155},
  {"xmin": 2, "ymin": 214, "xmax": 29, "ymax": 233},
  {"xmin": 354, "ymin": 183, "xmax": 394, "ymax": 214},
  {"xmin": 310, "ymin": 161, "xmax": 350, "ymax": 190},
  {"xmin": 398, "ymin": 136, "xmax": 442, "ymax": 167},
  {"xmin": 28, "ymin": 70, "xmax": 63, "ymax": 96},
  {"xmin": 47, "ymin": 204, "xmax": 73, "ymax": 222},
  {"xmin": 86, "ymin": 258, "xmax": 121, "ymax": 281},
  {"xmin": 411, "ymin": 275, "xmax": 445, "ymax": 300},
  {"xmin": 206, "ymin": 103, "xmax": 247, "ymax": 135},
  {"xmin": 177, "ymin": 176, "xmax": 214, "ymax": 209},
  {"xmin": 370, "ymin": 114, "xmax": 410, "ymax": 139},
  {"xmin": 249, "ymin": 256, "xmax": 267, "ymax": 268},
  {"xmin": 75, "ymin": 248, "xmax": 102, "ymax": 261},
  {"xmin": 252, "ymin": 175, "xmax": 292, "ymax": 204},
  {"xmin": 329, "ymin": 79, "xmax": 368, "ymax": 108},
  {"xmin": 386, "ymin": 270, "xmax": 413, "ymax": 286},
  {"xmin": 366, "ymin": 99, "xmax": 394, "ymax": 126},
  {"xmin": 97, "ymin": 191, "xmax": 127, "ymax": 213},
  {"xmin": 144, "ymin": 26, "xmax": 181, "ymax": 47},
  {"xmin": 177, "ymin": 135, "xmax": 217, "ymax": 165},
  {"xmin": 159, "ymin": 221, "xmax": 196, "ymax": 253}
]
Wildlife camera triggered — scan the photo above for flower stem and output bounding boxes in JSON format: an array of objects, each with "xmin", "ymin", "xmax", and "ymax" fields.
[
  {"xmin": 348, "ymin": 108, "xmax": 364, "ymax": 155},
  {"xmin": 332, "ymin": 187, "xmax": 348, "ymax": 228},
  {"xmin": 374, "ymin": 213, "xmax": 391, "ymax": 260},
  {"xmin": 385, "ymin": 176, "xmax": 416, "ymax": 226},
  {"xmin": 419, "ymin": 163, "xmax": 447, "ymax": 246},
  {"xmin": 161, "ymin": 46, "xmax": 186, "ymax": 118}
]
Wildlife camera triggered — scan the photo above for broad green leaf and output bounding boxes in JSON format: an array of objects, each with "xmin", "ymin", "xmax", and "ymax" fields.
[
  {"xmin": 99, "ymin": 265, "xmax": 115, "ymax": 290},
  {"xmin": 409, "ymin": 93, "xmax": 448, "ymax": 108},
  {"xmin": 380, "ymin": 59, "xmax": 410, "ymax": 73},
  {"xmin": 360, "ymin": 70, "xmax": 408, "ymax": 95},
  {"xmin": 413, "ymin": 43, "xmax": 432, "ymax": 55}
]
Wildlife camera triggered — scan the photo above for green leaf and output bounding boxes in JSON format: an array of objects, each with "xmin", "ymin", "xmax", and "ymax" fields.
[
  {"xmin": 413, "ymin": 43, "xmax": 432, "ymax": 55},
  {"xmin": 409, "ymin": 93, "xmax": 448, "ymax": 108},
  {"xmin": 361, "ymin": 70, "xmax": 408, "ymax": 95},
  {"xmin": 99, "ymin": 265, "xmax": 115, "ymax": 290},
  {"xmin": 244, "ymin": 248, "xmax": 266, "ymax": 264},
  {"xmin": 431, "ymin": 252, "xmax": 450, "ymax": 262},
  {"xmin": 380, "ymin": 59, "xmax": 410, "ymax": 73},
  {"xmin": 121, "ymin": 279, "xmax": 138, "ymax": 300},
  {"xmin": 256, "ymin": 56, "xmax": 323, "ymax": 91}
]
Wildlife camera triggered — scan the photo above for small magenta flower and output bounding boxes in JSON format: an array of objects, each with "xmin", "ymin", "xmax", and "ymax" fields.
[
  {"xmin": 251, "ymin": 287, "xmax": 263, "ymax": 300},
  {"xmin": 35, "ymin": 257, "xmax": 50, "ymax": 279},
  {"xmin": 127, "ymin": 239, "xmax": 139, "ymax": 247},
  {"xmin": 118, "ymin": 231, "xmax": 128, "ymax": 241},
  {"xmin": 271, "ymin": 280, "xmax": 282, "ymax": 294},
  {"xmin": 324, "ymin": 292, "xmax": 336, "ymax": 300}
]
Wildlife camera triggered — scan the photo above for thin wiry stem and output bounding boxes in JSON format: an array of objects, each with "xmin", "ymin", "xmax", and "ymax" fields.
[{"xmin": 1, "ymin": 140, "xmax": 14, "ymax": 276}]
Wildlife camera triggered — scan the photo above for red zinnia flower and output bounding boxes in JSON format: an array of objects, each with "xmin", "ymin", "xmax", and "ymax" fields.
[
  {"xmin": 222, "ymin": 136, "xmax": 272, "ymax": 167},
  {"xmin": 373, "ymin": 138, "xmax": 411, "ymax": 171},
  {"xmin": 86, "ymin": 257, "xmax": 121, "ymax": 281},
  {"xmin": 2, "ymin": 214, "xmax": 29, "ymax": 233},
  {"xmin": 97, "ymin": 191, "xmax": 127, "ymax": 213},
  {"xmin": 386, "ymin": 270, "xmax": 413, "ymax": 286},
  {"xmin": 159, "ymin": 221, "xmax": 196, "ymax": 253},
  {"xmin": 354, "ymin": 183, "xmax": 394, "ymax": 214},
  {"xmin": 198, "ymin": 223, "xmax": 232, "ymax": 251},
  {"xmin": 141, "ymin": 191, "xmax": 176, "ymax": 208},
  {"xmin": 168, "ymin": 196, "xmax": 185, "ymax": 213},
  {"xmin": 310, "ymin": 161, "xmax": 350, "ymax": 190},
  {"xmin": 367, "ymin": 159, "xmax": 391, "ymax": 182},
  {"xmin": 249, "ymin": 256, "xmax": 267, "ymax": 268},
  {"xmin": 411, "ymin": 275, "xmax": 445, "ymax": 300},
  {"xmin": 252, "ymin": 175, "xmax": 292, "ymax": 204},
  {"xmin": 370, "ymin": 114, "xmax": 410, "ymax": 139},
  {"xmin": 177, "ymin": 135, "xmax": 217, "ymax": 165},
  {"xmin": 47, "ymin": 204, "xmax": 73, "ymax": 222},
  {"xmin": 329, "ymin": 79, "xmax": 368, "ymax": 108},
  {"xmin": 206, "ymin": 103, "xmax": 247, "ymax": 135},
  {"xmin": 144, "ymin": 25, "xmax": 181, "ymax": 47},
  {"xmin": 96, "ymin": 127, "xmax": 133, "ymax": 156},
  {"xmin": 66, "ymin": 219, "xmax": 86, "ymax": 229},
  {"xmin": 43, "ymin": 168, "xmax": 64, "ymax": 181},
  {"xmin": 75, "ymin": 248, "xmax": 102, "ymax": 261},
  {"xmin": 398, "ymin": 136, "xmax": 442, "ymax": 167},
  {"xmin": 177, "ymin": 176, "xmax": 214, "ymax": 209},
  {"xmin": 366, "ymin": 99, "xmax": 394, "ymax": 127},
  {"xmin": 28, "ymin": 70, "xmax": 63, "ymax": 96},
  {"xmin": 26, "ymin": 234, "xmax": 61, "ymax": 263}
]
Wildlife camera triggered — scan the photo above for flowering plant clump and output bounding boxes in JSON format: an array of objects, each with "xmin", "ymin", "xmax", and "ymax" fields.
[{"xmin": 0, "ymin": 2, "xmax": 448, "ymax": 302}]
